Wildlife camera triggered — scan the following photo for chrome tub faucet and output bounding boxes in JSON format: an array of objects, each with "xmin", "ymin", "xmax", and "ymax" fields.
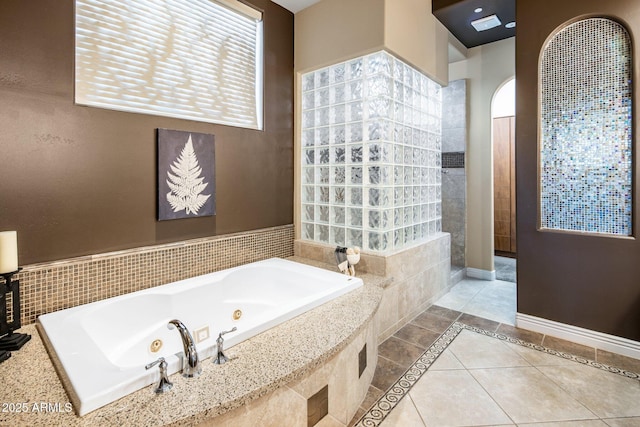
[{"xmin": 168, "ymin": 319, "xmax": 202, "ymax": 378}]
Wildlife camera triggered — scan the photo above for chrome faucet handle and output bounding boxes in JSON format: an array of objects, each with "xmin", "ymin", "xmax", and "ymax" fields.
[
  {"xmin": 213, "ymin": 327, "xmax": 237, "ymax": 365},
  {"xmin": 145, "ymin": 357, "xmax": 173, "ymax": 393}
]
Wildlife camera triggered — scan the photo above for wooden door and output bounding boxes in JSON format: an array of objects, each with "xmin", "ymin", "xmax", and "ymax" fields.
[{"xmin": 493, "ymin": 116, "xmax": 516, "ymax": 254}]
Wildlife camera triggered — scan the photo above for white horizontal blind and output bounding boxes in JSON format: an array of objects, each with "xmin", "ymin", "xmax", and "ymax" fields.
[{"xmin": 75, "ymin": 0, "xmax": 263, "ymax": 130}]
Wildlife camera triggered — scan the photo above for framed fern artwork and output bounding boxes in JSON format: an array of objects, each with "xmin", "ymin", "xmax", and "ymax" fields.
[{"xmin": 157, "ymin": 129, "xmax": 215, "ymax": 220}]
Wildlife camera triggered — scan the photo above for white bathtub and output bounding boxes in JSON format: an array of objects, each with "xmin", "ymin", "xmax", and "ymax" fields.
[{"xmin": 37, "ymin": 258, "xmax": 363, "ymax": 416}]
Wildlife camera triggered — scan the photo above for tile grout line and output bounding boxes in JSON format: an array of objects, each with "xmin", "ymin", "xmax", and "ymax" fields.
[{"xmin": 355, "ymin": 321, "xmax": 640, "ymax": 427}]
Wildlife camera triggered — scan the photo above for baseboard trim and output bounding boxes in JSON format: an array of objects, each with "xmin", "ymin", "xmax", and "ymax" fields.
[
  {"xmin": 466, "ymin": 267, "xmax": 496, "ymax": 281},
  {"xmin": 516, "ymin": 313, "xmax": 640, "ymax": 360}
]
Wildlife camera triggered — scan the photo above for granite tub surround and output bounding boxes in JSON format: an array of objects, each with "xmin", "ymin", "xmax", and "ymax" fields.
[
  {"xmin": 0, "ymin": 260, "xmax": 384, "ymax": 426},
  {"xmin": 295, "ymin": 233, "xmax": 452, "ymax": 341}
]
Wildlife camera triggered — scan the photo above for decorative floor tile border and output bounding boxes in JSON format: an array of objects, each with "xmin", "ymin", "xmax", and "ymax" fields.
[{"xmin": 355, "ymin": 322, "xmax": 640, "ymax": 427}]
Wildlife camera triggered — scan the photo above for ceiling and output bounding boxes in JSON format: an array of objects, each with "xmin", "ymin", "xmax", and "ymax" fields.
[
  {"xmin": 270, "ymin": 0, "xmax": 320, "ymax": 13},
  {"xmin": 432, "ymin": 0, "xmax": 515, "ymax": 48},
  {"xmin": 270, "ymin": 0, "xmax": 515, "ymax": 50}
]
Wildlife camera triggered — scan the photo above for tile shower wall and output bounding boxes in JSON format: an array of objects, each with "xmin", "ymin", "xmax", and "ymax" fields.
[
  {"xmin": 301, "ymin": 51, "xmax": 443, "ymax": 253},
  {"xmin": 540, "ymin": 18, "xmax": 632, "ymax": 236},
  {"xmin": 14, "ymin": 225, "xmax": 294, "ymax": 326},
  {"xmin": 441, "ymin": 79, "xmax": 466, "ymax": 267}
]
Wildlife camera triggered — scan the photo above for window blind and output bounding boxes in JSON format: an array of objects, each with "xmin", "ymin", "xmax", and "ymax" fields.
[{"xmin": 75, "ymin": 0, "xmax": 263, "ymax": 130}]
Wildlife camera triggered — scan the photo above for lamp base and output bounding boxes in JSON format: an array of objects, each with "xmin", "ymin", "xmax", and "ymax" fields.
[
  {"xmin": 0, "ymin": 350, "xmax": 10, "ymax": 364},
  {"xmin": 0, "ymin": 333, "xmax": 31, "ymax": 351}
]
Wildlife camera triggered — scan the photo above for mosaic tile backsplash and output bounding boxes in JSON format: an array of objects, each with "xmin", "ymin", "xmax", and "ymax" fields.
[
  {"xmin": 11, "ymin": 225, "xmax": 294, "ymax": 326},
  {"xmin": 301, "ymin": 51, "xmax": 443, "ymax": 253},
  {"xmin": 540, "ymin": 18, "xmax": 632, "ymax": 236}
]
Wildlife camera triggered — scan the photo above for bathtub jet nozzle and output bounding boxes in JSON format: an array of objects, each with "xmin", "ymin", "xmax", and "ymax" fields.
[{"xmin": 168, "ymin": 319, "xmax": 202, "ymax": 378}]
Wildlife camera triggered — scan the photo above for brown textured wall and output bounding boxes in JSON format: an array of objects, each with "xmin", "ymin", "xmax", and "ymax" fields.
[
  {"xmin": 516, "ymin": 0, "xmax": 640, "ymax": 341},
  {"xmin": 0, "ymin": 0, "xmax": 294, "ymax": 265}
]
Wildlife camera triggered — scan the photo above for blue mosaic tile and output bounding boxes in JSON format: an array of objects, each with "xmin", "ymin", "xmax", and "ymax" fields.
[{"xmin": 540, "ymin": 18, "xmax": 632, "ymax": 236}]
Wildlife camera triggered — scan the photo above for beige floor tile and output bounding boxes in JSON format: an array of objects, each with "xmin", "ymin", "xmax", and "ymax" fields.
[
  {"xmin": 603, "ymin": 418, "xmax": 640, "ymax": 426},
  {"xmin": 379, "ymin": 396, "xmax": 425, "ymax": 427},
  {"xmin": 409, "ymin": 369, "xmax": 513, "ymax": 426},
  {"xmin": 316, "ymin": 414, "xmax": 345, "ymax": 427},
  {"xmin": 519, "ymin": 420, "xmax": 607, "ymax": 426},
  {"xmin": 429, "ymin": 349, "xmax": 465, "ymax": 370},
  {"xmin": 539, "ymin": 363, "xmax": 640, "ymax": 418},
  {"xmin": 448, "ymin": 329, "xmax": 530, "ymax": 369},
  {"xmin": 504, "ymin": 341, "xmax": 580, "ymax": 367},
  {"xmin": 470, "ymin": 366, "xmax": 597, "ymax": 424}
]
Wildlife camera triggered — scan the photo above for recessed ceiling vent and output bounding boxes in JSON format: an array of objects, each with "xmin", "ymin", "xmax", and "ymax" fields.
[{"xmin": 471, "ymin": 14, "xmax": 502, "ymax": 32}]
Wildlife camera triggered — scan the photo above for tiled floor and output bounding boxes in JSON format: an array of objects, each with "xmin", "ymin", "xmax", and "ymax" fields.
[{"xmin": 350, "ymin": 263, "xmax": 640, "ymax": 427}]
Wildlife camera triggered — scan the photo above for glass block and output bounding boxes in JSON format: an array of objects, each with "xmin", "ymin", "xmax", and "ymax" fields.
[
  {"xmin": 303, "ymin": 110, "xmax": 315, "ymax": 129},
  {"xmin": 332, "ymin": 146, "xmax": 346, "ymax": 163},
  {"xmin": 330, "ymin": 85, "xmax": 345, "ymax": 105},
  {"xmin": 316, "ymin": 224, "xmax": 329, "ymax": 242},
  {"xmin": 316, "ymin": 88, "xmax": 329, "ymax": 107},
  {"xmin": 331, "ymin": 226, "xmax": 345, "ymax": 246},
  {"xmin": 346, "ymin": 101, "xmax": 363, "ymax": 122},
  {"xmin": 368, "ymin": 165, "xmax": 391, "ymax": 185},
  {"xmin": 317, "ymin": 167, "xmax": 329, "ymax": 184},
  {"xmin": 303, "ymin": 92, "xmax": 315, "ymax": 110},
  {"xmin": 317, "ymin": 186, "xmax": 330, "ymax": 203},
  {"xmin": 394, "ymin": 229, "xmax": 402, "ymax": 248},
  {"xmin": 349, "ymin": 144, "xmax": 363, "ymax": 162},
  {"xmin": 302, "ymin": 73, "xmax": 315, "ymax": 92},
  {"xmin": 331, "ymin": 104, "xmax": 345, "ymax": 124},
  {"xmin": 394, "ymin": 207, "xmax": 403, "ymax": 227},
  {"xmin": 367, "ymin": 51, "xmax": 391, "ymax": 75},
  {"xmin": 413, "ymin": 205, "xmax": 420, "ymax": 223},
  {"xmin": 331, "ymin": 63, "xmax": 345, "ymax": 84},
  {"xmin": 429, "ymin": 203, "xmax": 436, "ymax": 220},
  {"xmin": 367, "ymin": 97, "xmax": 391, "ymax": 119},
  {"xmin": 317, "ymin": 68, "xmax": 330, "ymax": 88},
  {"xmin": 317, "ymin": 107, "xmax": 330, "ymax": 127},
  {"xmin": 348, "ymin": 58, "xmax": 363, "ymax": 80},
  {"xmin": 421, "ymin": 186, "xmax": 428, "ymax": 203},
  {"xmin": 347, "ymin": 80, "xmax": 363, "ymax": 100},
  {"xmin": 394, "ymin": 166, "xmax": 404, "ymax": 185},
  {"xmin": 318, "ymin": 148, "xmax": 330, "ymax": 164},
  {"xmin": 349, "ymin": 187, "xmax": 362, "ymax": 206},
  {"xmin": 317, "ymin": 205, "xmax": 330, "ymax": 223},
  {"xmin": 332, "ymin": 206, "xmax": 345, "ymax": 225},
  {"xmin": 331, "ymin": 125, "xmax": 346, "ymax": 144},
  {"xmin": 413, "ymin": 224, "xmax": 421, "ymax": 240},
  {"xmin": 367, "ymin": 231, "xmax": 390, "ymax": 251},
  {"xmin": 347, "ymin": 228, "xmax": 362, "ymax": 247},
  {"xmin": 332, "ymin": 187, "xmax": 345, "ymax": 205},
  {"xmin": 302, "ymin": 167, "xmax": 314, "ymax": 185},
  {"xmin": 404, "ymin": 187, "xmax": 412, "ymax": 205},
  {"xmin": 302, "ymin": 129, "xmax": 315, "ymax": 147},
  {"xmin": 403, "ymin": 207, "xmax": 411, "ymax": 225},
  {"xmin": 303, "ymin": 204, "xmax": 314, "ymax": 222},
  {"xmin": 332, "ymin": 166, "xmax": 345, "ymax": 184},
  {"xmin": 302, "ymin": 222, "xmax": 314, "ymax": 240},
  {"xmin": 430, "ymin": 220, "xmax": 437, "ymax": 235},
  {"xmin": 367, "ymin": 231, "xmax": 380, "ymax": 251},
  {"xmin": 318, "ymin": 127, "xmax": 330, "ymax": 146},
  {"xmin": 349, "ymin": 166, "xmax": 363, "ymax": 185},
  {"xmin": 403, "ymin": 226, "xmax": 413, "ymax": 244},
  {"xmin": 367, "ymin": 209, "xmax": 381, "ymax": 229},
  {"xmin": 366, "ymin": 119, "xmax": 391, "ymax": 141},
  {"xmin": 302, "ymin": 186, "xmax": 314, "ymax": 203},
  {"xmin": 369, "ymin": 187, "xmax": 391, "ymax": 208},
  {"xmin": 404, "ymin": 145, "xmax": 413, "ymax": 165},
  {"xmin": 413, "ymin": 186, "xmax": 420, "ymax": 203},
  {"xmin": 394, "ymin": 187, "xmax": 403, "ymax": 206},
  {"xmin": 303, "ymin": 149, "xmax": 315, "ymax": 165},
  {"xmin": 368, "ymin": 76, "xmax": 391, "ymax": 97},
  {"xmin": 348, "ymin": 208, "xmax": 363, "ymax": 227}
]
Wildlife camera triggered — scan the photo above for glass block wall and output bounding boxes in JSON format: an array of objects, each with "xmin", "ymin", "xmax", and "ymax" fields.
[
  {"xmin": 540, "ymin": 18, "xmax": 633, "ymax": 236},
  {"xmin": 300, "ymin": 51, "xmax": 442, "ymax": 252}
]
